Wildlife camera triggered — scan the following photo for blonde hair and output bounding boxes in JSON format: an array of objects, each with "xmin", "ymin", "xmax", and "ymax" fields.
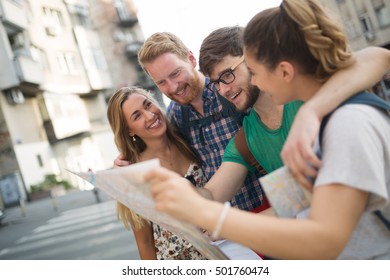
[
  {"xmin": 244, "ymin": 0, "xmax": 353, "ymax": 82},
  {"xmin": 138, "ymin": 32, "xmax": 190, "ymax": 72},
  {"xmin": 107, "ymin": 86, "xmax": 199, "ymax": 230}
]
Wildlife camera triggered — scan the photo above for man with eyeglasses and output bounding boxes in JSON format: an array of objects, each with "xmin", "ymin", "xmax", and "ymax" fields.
[{"xmin": 193, "ymin": 26, "xmax": 301, "ymax": 206}]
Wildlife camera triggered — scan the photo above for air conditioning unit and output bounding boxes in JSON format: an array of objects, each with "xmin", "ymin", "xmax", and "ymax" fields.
[
  {"xmin": 45, "ymin": 26, "xmax": 61, "ymax": 36},
  {"xmin": 5, "ymin": 88, "xmax": 25, "ymax": 105}
]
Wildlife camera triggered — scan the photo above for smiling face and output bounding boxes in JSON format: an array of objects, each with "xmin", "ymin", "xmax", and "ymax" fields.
[
  {"xmin": 144, "ymin": 52, "xmax": 202, "ymax": 105},
  {"xmin": 122, "ymin": 93, "xmax": 167, "ymax": 141},
  {"xmin": 209, "ymin": 55, "xmax": 258, "ymax": 112}
]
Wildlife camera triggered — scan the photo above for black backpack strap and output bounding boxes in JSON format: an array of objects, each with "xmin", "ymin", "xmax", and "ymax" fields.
[
  {"xmin": 178, "ymin": 105, "xmax": 192, "ymax": 142},
  {"xmin": 319, "ymin": 92, "xmax": 390, "ymax": 147},
  {"xmin": 374, "ymin": 210, "xmax": 390, "ymax": 231},
  {"xmin": 178, "ymin": 93, "xmax": 245, "ymax": 145},
  {"xmin": 319, "ymin": 91, "xmax": 390, "ymax": 231},
  {"xmin": 217, "ymin": 93, "xmax": 245, "ymax": 126}
]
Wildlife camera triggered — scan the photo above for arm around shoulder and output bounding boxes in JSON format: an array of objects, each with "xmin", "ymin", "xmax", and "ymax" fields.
[
  {"xmin": 281, "ymin": 47, "xmax": 390, "ymax": 188},
  {"xmin": 306, "ymin": 46, "xmax": 390, "ymax": 119}
]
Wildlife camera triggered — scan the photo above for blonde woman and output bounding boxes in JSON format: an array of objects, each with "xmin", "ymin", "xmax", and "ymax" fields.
[{"xmin": 107, "ymin": 86, "xmax": 207, "ymax": 260}]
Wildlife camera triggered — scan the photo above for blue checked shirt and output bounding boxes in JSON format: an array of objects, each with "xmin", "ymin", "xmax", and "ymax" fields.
[{"xmin": 166, "ymin": 77, "xmax": 267, "ymax": 211}]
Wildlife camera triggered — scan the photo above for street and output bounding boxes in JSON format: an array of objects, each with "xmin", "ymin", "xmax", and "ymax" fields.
[{"xmin": 0, "ymin": 190, "xmax": 140, "ymax": 260}]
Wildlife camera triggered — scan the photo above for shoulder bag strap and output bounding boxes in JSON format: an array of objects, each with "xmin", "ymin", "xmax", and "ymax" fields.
[{"xmin": 234, "ymin": 127, "xmax": 267, "ymax": 176}]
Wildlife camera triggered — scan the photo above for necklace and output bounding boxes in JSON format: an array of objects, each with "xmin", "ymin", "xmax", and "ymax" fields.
[{"xmin": 144, "ymin": 142, "xmax": 174, "ymax": 168}]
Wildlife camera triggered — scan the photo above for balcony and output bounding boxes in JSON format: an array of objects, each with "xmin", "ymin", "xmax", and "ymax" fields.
[
  {"xmin": 87, "ymin": 69, "xmax": 113, "ymax": 92},
  {"xmin": 14, "ymin": 54, "xmax": 43, "ymax": 94},
  {"xmin": 0, "ymin": 52, "xmax": 43, "ymax": 93},
  {"xmin": 42, "ymin": 93, "xmax": 91, "ymax": 143},
  {"xmin": 73, "ymin": 26, "xmax": 113, "ymax": 92},
  {"xmin": 125, "ymin": 41, "xmax": 142, "ymax": 60},
  {"xmin": 116, "ymin": 5, "xmax": 138, "ymax": 28},
  {"xmin": 137, "ymin": 72, "xmax": 156, "ymax": 90},
  {"xmin": 118, "ymin": 16, "xmax": 138, "ymax": 28},
  {"xmin": 0, "ymin": 0, "xmax": 28, "ymax": 34}
]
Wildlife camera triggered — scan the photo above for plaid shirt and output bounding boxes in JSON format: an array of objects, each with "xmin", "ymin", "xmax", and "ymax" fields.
[{"xmin": 166, "ymin": 77, "xmax": 267, "ymax": 211}]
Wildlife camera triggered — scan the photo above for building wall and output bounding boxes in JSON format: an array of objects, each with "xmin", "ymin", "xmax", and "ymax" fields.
[
  {"xmin": 0, "ymin": 0, "xmax": 162, "ymax": 206},
  {"xmin": 5, "ymin": 97, "xmax": 45, "ymax": 144},
  {"xmin": 89, "ymin": 0, "xmax": 140, "ymax": 93},
  {"xmin": 0, "ymin": 94, "xmax": 19, "ymax": 177},
  {"xmin": 320, "ymin": 0, "xmax": 390, "ymax": 99},
  {"xmin": 321, "ymin": 0, "xmax": 390, "ymax": 50},
  {"xmin": 0, "ymin": 0, "xmax": 132, "ymax": 206},
  {"xmin": 28, "ymin": 0, "xmax": 91, "ymax": 94},
  {"xmin": 13, "ymin": 141, "xmax": 59, "ymax": 193}
]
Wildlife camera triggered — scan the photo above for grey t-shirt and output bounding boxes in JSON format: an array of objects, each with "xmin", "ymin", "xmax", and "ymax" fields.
[{"xmin": 306, "ymin": 104, "xmax": 390, "ymax": 259}]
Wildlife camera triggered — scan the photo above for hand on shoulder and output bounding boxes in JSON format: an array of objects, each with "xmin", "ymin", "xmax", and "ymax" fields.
[
  {"xmin": 113, "ymin": 154, "xmax": 131, "ymax": 168},
  {"xmin": 281, "ymin": 104, "xmax": 321, "ymax": 190}
]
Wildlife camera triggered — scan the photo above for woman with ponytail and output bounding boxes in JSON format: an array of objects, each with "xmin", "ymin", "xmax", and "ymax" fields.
[{"xmin": 146, "ymin": 0, "xmax": 390, "ymax": 259}]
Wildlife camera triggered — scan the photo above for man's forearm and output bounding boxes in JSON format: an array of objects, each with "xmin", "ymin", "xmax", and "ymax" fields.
[{"xmin": 306, "ymin": 46, "xmax": 390, "ymax": 119}]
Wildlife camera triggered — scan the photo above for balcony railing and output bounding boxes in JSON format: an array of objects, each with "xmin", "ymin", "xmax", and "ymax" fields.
[{"xmin": 125, "ymin": 41, "xmax": 142, "ymax": 60}]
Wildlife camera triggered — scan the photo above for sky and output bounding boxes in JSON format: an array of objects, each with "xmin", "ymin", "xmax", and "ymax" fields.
[{"xmin": 132, "ymin": 0, "xmax": 282, "ymax": 61}]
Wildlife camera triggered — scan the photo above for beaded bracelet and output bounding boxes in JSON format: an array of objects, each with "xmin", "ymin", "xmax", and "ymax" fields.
[{"xmin": 211, "ymin": 201, "xmax": 231, "ymax": 240}]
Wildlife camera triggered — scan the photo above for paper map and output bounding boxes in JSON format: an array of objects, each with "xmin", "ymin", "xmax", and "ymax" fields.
[
  {"xmin": 69, "ymin": 159, "xmax": 230, "ymax": 260},
  {"xmin": 259, "ymin": 166, "xmax": 312, "ymax": 218}
]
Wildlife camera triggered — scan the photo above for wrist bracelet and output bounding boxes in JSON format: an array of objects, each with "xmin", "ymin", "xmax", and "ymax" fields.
[{"xmin": 211, "ymin": 201, "xmax": 231, "ymax": 240}]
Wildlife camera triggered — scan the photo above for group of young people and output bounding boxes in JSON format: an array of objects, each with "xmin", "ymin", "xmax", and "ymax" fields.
[{"xmin": 107, "ymin": 0, "xmax": 390, "ymax": 260}]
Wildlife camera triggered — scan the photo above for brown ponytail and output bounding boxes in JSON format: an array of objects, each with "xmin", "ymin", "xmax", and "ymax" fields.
[{"xmin": 244, "ymin": 0, "xmax": 353, "ymax": 82}]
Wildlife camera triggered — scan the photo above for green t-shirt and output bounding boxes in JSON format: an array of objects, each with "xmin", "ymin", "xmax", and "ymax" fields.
[{"xmin": 223, "ymin": 101, "xmax": 303, "ymax": 173}]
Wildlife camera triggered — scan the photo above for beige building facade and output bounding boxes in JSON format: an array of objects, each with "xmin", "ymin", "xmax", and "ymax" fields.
[
  {"xmin": 320, "ymin": 0, "xmax": 390, "ymax": 100},
  {"xmin": 320, "ymin": 0, "xmax": 390, "ymax": 50},
  {"xmin": 0, "ymin": 0, "xmax": 148, "ymax": 207}
]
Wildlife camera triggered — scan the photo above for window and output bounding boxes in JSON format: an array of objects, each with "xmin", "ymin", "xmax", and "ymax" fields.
[
  {"xmin": 359, "ymin": 13, "xmax": 375, "ymax": 41},
  {"xmin": 31, "ymin": 45, "xmax": 50, "ymax": 71},
  {"xmin": 42, "ymin": 7, "xmax": 64, "ymax": 36},
  {"xmin": 360, "ymin": 14, "xmax": 373, "ymax": 33},
  {"xmin": 375, "ymin": 4, "xmax": 390, "ymax": 27},
  {"xmin": 8, "ymin": 32, "xmax": 25, "ymax": 50},
  {"xmin": 57, "ymin": 52, "xmax": 79, "ymax": 75},
  {"xmin": 68, "ymin": 4, "xmax": 90, "ymax": 27},
  {"xmin": 115, "ymin": 0, "xmax": 131, "ymax": 21},
  {"xmin": 91, "ymin": 49, "xmax": 108, "ymax": 71},
  {"xmin": 344, "ymin": 19, "xmax": 358, "ymax": 39},
  {"xmin": 7, "ymin": 32, "xmax": 29, "ymax": 56},
  {"xmin": 82, "ymin": 48, "xmax": 108, "ymax": 71},
  {"xmin": 36, "ymin": 155, "xmax": 44, "ymax": 167}
]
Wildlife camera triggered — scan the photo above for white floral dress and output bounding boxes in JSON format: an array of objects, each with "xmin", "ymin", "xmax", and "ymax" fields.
[{"xmin": 152, "ymin": 162, "xmax": 207, "ymax": 260}]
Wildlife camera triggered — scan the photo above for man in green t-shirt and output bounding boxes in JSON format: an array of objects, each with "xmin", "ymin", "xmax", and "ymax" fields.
[{"xmin": 196, "ymin": 26, "xmax": 301, "ymax": 204}]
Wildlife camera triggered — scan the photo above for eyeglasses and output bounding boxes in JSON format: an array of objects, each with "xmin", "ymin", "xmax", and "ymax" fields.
[{"xmin": 206, "ymin": 56, "xmax": 245, "ymax": 92}]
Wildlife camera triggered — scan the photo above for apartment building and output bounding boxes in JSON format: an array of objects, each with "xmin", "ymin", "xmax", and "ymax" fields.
[
  {"xmin": 0, "ymin": 0, "xmax": 148, "ymax": 207},
  {"xmin": 320, "ymin": 0, "xmax": 390, "ymax": 100}
]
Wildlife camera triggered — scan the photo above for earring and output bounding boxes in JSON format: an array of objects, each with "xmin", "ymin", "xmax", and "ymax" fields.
[{"xmin": 132, "ymin": 136, "xmax": 136, "ymax": 142}]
